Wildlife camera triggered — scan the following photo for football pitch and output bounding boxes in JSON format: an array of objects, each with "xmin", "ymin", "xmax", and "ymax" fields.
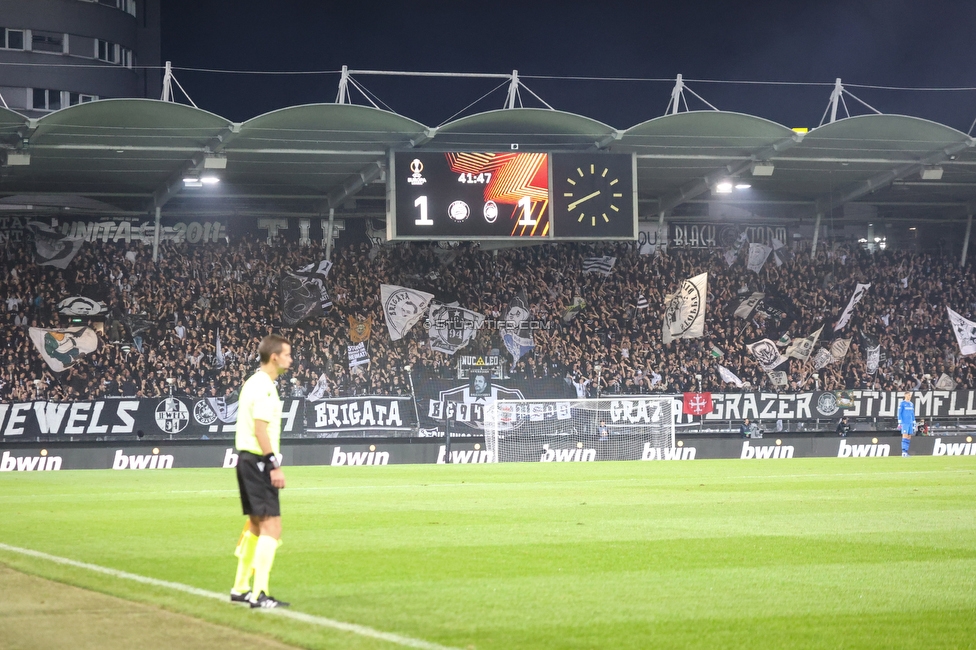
[{"xmin": 1, "ymin": 457, "xmax": 975, "ymax": 649}]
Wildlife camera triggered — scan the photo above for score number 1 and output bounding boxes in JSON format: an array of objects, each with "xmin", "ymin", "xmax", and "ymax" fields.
[
  {"xmin": 517, "ymin": 196, "xmax": 536, "ymax": 226},
  {"xmin": 414, "ymin": 196, "xmax": 433, "ymax": 226}
]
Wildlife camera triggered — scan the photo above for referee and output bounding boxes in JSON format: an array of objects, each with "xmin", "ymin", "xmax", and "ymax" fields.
[{"xmin": 230, "ymin": 334, "xmax": 292, "ymax": 608}]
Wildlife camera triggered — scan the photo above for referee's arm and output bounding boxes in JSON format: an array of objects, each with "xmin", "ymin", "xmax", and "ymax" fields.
[{"xmin": 254, "ymin": 419, "xmax": 286, "ymax": 489}]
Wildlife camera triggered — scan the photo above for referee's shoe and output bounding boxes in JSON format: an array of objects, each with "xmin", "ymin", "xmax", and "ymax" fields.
[{"xmin": 250, "ymin": 591, "xmax": 290, "ymax": 609}]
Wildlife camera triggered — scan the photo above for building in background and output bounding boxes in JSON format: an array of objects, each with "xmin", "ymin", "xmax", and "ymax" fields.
[{"xmin": 0, "ymin": 0, "xmax": 160, "ymax": 116}]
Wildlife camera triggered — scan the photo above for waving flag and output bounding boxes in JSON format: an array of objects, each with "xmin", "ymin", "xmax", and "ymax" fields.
[
  {"xmin": 501, "ymin": 291, "xmax": 535, "ymax": 365},
  {"xmin": 381, "ymin": 284, "xmax": 435, "ymax": 341},
  {"xmin": 582, "ymin": 256, "xmax": 616, "ymax": 275},
  {"xmin": 947, "ymin": 307, "xmax": 976, "ymax": 356},
  {"xmin": 428, "ymin": 303, "xmax": 485, "ymax": 355},
  {"xmin": 746, "ymin": 243, "xmax": 773, "ymax": 273},
  {"xmin": 663, "ymin": 272, "xmax": 707, "ymax": 344},
  {"xmin": 834, "ymin": 283, "xmax": 871, "ymax": 331},
  {"xmin": 29, "ymin": 327, "xmax": 98, "ymax": 372}
]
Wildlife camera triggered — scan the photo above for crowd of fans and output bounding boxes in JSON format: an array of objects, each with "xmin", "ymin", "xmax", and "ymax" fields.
[{"xmin": 1, "ymin": 228, "xmax": 975, "ymax": 404}]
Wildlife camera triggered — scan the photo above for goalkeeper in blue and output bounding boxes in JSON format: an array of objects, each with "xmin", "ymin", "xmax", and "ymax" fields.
[{"xmin": 897, "ymin": 391, "xmax": 915, "ymax": 457}]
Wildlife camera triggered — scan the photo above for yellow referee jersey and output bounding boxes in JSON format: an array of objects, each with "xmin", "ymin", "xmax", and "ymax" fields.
[{"xmin": 235, "ymin": 370, "xmax": 283, "ymax": 455}]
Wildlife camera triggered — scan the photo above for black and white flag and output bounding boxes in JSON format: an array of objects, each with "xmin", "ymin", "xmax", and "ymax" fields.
[
  {"xmin": 746, "ymin": 338, "xmax": 787, "ymax": 372},
  {"xmin": 771, "ymin": 237, "xmax": 795, "ymax": 267},
  {"xmin": 717, "ymin": 364, "xmax": 744, "ymax": 388},
  {"xmin": 830, "ymin": 338, "xmax": 852, "ymax": 363},
  {"xmin": 833, "ymin": 283, "xmax": 871, "ymax": 331},
  {"xmin": 663, "ymin": 272, "xmax": 707, "ymax": 344},
  {"xmin": 427, "ymin": 303, "xmax": 485, "ymax": 355},
  {"xmin": 636, "ymin": 294, "xmax": 649, "ymax": 310},
  {"xmin": 767, "ymin": 370, "xmax": 789, "ymax": 388},
  {"xmin": 58, "ymin": 296, "xmax": 107, "ymax": 316},
  {"xmin": 746, "ymin": 243, "xmax": 773, "ymax": 273},
  {"xmin": 866, "ymin": 344, "xmax": 880, "ymax": 374},
  {"xmin": 582, "ymin": 256, "xmax": 616, "ymax": 275},
  {"xmin": 786, "ymin": 325, "xmax": 823, "ymax": 361},
  {"xmin": 946, "ymin": 307, "xmax": 976, "ymax": 356},
  {"xmin": 724, "ymin": 232, "xmax": 749, "ymax": 267},
  {"xmin": 28, "ymin": 221, "xmax": 83, "ymax": 269},
  {"xmin": 733, "ymin": 292, "xmax": 765, "ymax": 319},
  {"xmin": 380, "ymin": 284, "xmax": 435, "ymax": 341},
  {"xmin": 501, "ymin": 291, "xmax": 535, "ymax": 365},
  {"xmin": 280, "ymin": 260, "xmax": 333, "ymax": 326},
  {"xmin": 813, "ymin": 348, "xmax": 834, "ymax": 370},
  {"xmin": 935, "ymin": 373, "xmax": 956, "ymax": 391},
  {"xmin": 296, "ymin": 260, "xmax": 334, "ymax": 312}
]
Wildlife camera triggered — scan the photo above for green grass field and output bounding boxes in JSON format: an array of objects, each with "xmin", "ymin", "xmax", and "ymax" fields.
[{"xmin": 2, "ymin": 457, "xmax": 976, "ymax": 649}]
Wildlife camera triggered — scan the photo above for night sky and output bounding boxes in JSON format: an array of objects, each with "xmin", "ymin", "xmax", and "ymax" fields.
[{"xmin": 161, "ymin": 0, "xmax": 976, "ymax": 131}]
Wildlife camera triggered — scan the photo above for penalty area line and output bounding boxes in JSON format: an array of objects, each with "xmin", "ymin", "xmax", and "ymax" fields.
[{"xmin": 0, "ymin": 542, "xmax": 459, "ymax": 650}]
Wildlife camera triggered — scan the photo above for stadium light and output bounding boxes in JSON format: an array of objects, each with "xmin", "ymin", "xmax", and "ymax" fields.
[
  {"xmin": 200, "ymin": 175, "xmax": 220, "ymax": 185},
  {"xmin": 715, "ymin": 181, "xmax": 733, "ymax": 194},
  {"xmin": 751, "ymin": 162, "xmax": 775, "ymax": 176},
  {"xmin": 735, "ymin": 183, "xmax": 751, "ymax": 190},
  {"xmin": 920, "ymin": 166, "xmax": 943, "ymax": 180}
]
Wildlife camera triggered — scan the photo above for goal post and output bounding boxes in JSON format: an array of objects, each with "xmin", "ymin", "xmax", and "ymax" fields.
[{"xmin": 484, "ymin": 397, "xmax": 676, "ymax": 463}]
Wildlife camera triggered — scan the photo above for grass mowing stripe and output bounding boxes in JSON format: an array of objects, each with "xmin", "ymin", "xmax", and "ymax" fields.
[{"xmin": 0, "ymin": 542, "xmax": 460, "ymax": 650}]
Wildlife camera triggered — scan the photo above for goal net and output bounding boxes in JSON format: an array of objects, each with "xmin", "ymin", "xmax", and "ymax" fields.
[{"xmin": 484, "ymin": 398, "xmax": 675, "ymax": 463}]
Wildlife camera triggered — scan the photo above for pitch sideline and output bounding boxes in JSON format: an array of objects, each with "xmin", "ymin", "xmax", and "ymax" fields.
[{"xmin": 0, "ymin": 542, "xmax": 459, "ymax": 650}]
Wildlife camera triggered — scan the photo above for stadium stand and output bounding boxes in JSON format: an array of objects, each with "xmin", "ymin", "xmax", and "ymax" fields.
[{"xmin": 2, "ymin": 233, "xmax": 975, "ymax": 403}]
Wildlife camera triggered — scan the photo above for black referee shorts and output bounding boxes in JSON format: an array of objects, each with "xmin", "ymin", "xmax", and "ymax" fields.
[{"xmin": 236, "ymin": 450, "xmax": 281, "ymax": 517}]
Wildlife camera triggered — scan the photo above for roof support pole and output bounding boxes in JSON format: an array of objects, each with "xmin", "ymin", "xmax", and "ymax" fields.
[
  {"xmin": 152, "ymin": 206, "xmax": 161, "ymax": 262},
  {"xmin": 961, "ymin": 209, "xmax": 973, "ymax": 267},
  {"xmin": 325, "ymin": 207, "xmax": 335, "ymax": 262},
  {"xmin": 505, "ymin": 70, "xmax": 519, "ymax": 109},
  {"xmin": 829, "ymin": 78, "xmax": 843, "ymax": 124},
  {"xmin": 336, "ymin": 65, "xmax": 349, "ymax": 104},
  {"xmin": 668, "ymin": 74, "xmax": 684, "ymax": 115},
  {"xmin": 161, "ymin": 61, "xmax": 173, "ymax": 102},
  {"xmin": 810, "ymin": 212, "xmax": 822, "ymax": 260}
]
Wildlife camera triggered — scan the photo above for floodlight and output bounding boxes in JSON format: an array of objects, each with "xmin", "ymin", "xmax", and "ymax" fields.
[
  {"xmin": 203, "ymin": 154, "xmax": 227, "ymax": 169},
  {"xmin": 6, "ymin": 152, "xmax": 30, "ymax": 166},
  {"xmin": 919, "ymin": 166, "xmax": 943, "ymax": 180},
  {"xmin": 751, "ymin": 162, "xmax": 775, "ymax": 176},
  {"xmin": 735, "ymin": 183, "xmax": 751, "ymax": 190},
  {"xmin": 183, "ymin": 177, "xmax": 202, "ymax": 187},
  {"xmin": 200, "ymin": 175, "xmax": 220, "ymax": 185},
  {"xmin": 715, "ymin": 181, "xmax": 733, "ymax": 194}
]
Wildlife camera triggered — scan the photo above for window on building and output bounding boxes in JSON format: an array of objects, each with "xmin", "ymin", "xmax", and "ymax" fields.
[
  {"xmin": 95, "ymin": 39, "xmax": 118, "ymax": 63},
  {"xmin": 0, "ymin": 28, "xmax": 25, "ymax": 50},
  {"xmin": 68, "ymin": 92, "xmax": 98, "ymax": 106},
  {"xmin": 32, "ymin": 88, "xmax": 62, "ymax": 111},
  {"xmin": 31, "ymin": 30, "xmax": 65, "ymax": 54}
]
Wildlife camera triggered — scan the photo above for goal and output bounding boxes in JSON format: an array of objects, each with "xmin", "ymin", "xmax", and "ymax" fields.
[{"xmin": 484, "ymin": 397, "xmax": 675, "ymax": 463}]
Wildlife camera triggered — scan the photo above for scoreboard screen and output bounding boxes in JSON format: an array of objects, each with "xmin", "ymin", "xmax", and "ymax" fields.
[
  {"xmin": 389, "ymin": 151, "xmax": 637, "ymax": 241},
  {"xmin": 391, "ymin": 151, "xmax": 550, "ymax": 240}
]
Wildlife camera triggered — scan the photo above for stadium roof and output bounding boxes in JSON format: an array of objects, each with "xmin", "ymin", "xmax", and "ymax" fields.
[{"xmin": 1, "ymin": 98, "xmax": 975, "ymax": 225}]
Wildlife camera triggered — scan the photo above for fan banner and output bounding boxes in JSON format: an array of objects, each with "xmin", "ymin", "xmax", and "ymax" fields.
[
  {"xmin": 733, "ymin": 292, "xmax": 764, "ymax": 319},
  {"xmin": 57, "ymin": 296, "xmax": 107, "ymax": 316},
  {"xmin": 581, "ymin": 256, "xmax": 616, "ymax": 275},
  {"xmin": 501, "ymin": 290, "xmax": 535, "ymax": 365}
]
